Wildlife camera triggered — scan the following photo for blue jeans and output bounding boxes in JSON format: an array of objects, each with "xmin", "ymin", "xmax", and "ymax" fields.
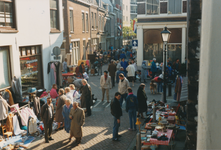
[
  {"xmin": 113, "ymin": 117, "xmax": 120, "ymax": 140},
  {"xmin": 128, "ymin": 109, "xmax": 136, "ymax": 129},
  {"xmin": 158, "ymin": 82, "xmax": 163, "ymax": 92},
  {"xmin": 119, "ymin": 93, "xmax": 128, "ymax": 107}
]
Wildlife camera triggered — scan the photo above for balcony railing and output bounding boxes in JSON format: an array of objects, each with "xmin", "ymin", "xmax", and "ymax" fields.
[{"xmin": 131, "ymin": 10, "xmax": 137, "ymax": 13}]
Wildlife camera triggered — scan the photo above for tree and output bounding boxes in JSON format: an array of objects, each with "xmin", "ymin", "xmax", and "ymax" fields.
[{"xmin": 122, "ymin": 19, "xmax": 137, "ymax": 38}]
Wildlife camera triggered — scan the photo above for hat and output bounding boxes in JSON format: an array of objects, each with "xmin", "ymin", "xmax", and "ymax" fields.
[
  {"xmin": 153, "ymin": 58, "xmax": 156, "ymax": 61},
  {"xmin": 28, "ymin": 87, "xmax": 37, "ymax": 94}
]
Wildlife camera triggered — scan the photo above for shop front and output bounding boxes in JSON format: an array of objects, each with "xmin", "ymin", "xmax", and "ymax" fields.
[
  {"xmin": 143, "ymin": 28, "xmax": 182, "ymax": 63},
  {"xmin": 19, "ymin": 45, "xmax": 43, "ymax": 93}
]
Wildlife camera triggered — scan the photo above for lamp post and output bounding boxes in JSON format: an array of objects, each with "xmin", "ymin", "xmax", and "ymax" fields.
[{"xmin": 161, "ymin": 27, "xmax": 171, "ymax": 103}]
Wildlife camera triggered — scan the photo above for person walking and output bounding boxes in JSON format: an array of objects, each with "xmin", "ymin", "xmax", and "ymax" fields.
[
  {"xmin": 120, "ymin": 58, "xmax": 128, "ymax": 75},
  {"xmin": 126, "ymin": 87, "xmax": 138, "ymax": 131},
  {"xmin": 111, "ymin": 92, "xmax": 122, "ymax": 142},
  {"xmin": 108, "ymin": 60, "xmax": 117, "ymax": 87},
  {"xmin": 63, "ymin": 58, "xmax": 68, "ymax": 73},
  {"xmin": 116, "ymin": 67, "xmax": 126, "ymax": 84},
  {"xmin": 116, "ymin": 60, "xmax": 121, "ymax": 70},
  {"xmin": 100, "ymin": 71, "xmax": 112, "ymax": 103},
  {"xmin": 81, "ymin": 79, "xmax": 92, "ymax": 116},
  {"xmin": 62, "ymin": 98, "xmax": 73, "ymax": 134},
  {"xmin": 141, "ymin": 61, "xmax": 148, "ymax": 83},
  {"xmin": 41, "ymin": 97, "xmax": 54, "ymax": 143},
  {"xmin": 55, "ymin": 89, "xmax": 66, "ymax": 131},
  {"xmin": 118, "ymin": 73, "xmax": 130, "ymax": 107},
  {"xmin": 151, "ymin": 58, "xmax": 157, "ymax": 79},
  {"xmin": 137, "ymin": 83, "xmax": 148, "ymax": 119},
  {"xmin": 126, "ymin": 61, "xmax": 135, "ymax": 86},
  {"xmin": 120, "ymin": 52, "xmax": 126, "ymax": 60},
  {"xmin": 69, "ymin": 102, "xmax": 85, "ymax": 144},
  {"xmin": 97, "ymin": 54, "xmax": 104, "ymax": 75},
  {"xmin": 132, "ymin": 59, "xmax": 138, "ymax": 81}
]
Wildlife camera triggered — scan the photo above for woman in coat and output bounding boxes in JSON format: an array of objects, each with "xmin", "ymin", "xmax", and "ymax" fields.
[
  {"xmin": 141, "ymin": 61, "xmax": 148, "ymax": 83},
  {"xmin": 137, "ymin": 83, "xmax": 147, "ymax": 119},
  {"xmin": 62, "ymin": 98, "xmax": 73, "ymax": 133},
  {"xmin": 69, "ymin": 102, "xmax": 85, "ymax": 144},
  {"xmin": 55, "ymin": 89, "xmax": 66, "ymax": 131}
]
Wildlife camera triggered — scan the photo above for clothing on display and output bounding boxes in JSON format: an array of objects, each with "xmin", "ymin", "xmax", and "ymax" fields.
[
  {"xmin": 6, "ymin": 113, "xmax": 14, "ymax": 132},
  {"xmin": 0, "ymin": 96, "xmax": 8, "ymax": 120},
  {"xmin": 11, "ymin": 76, "xmax": 23, "ymax": 102},
  {"xmin": 47, "ymin": 61, "xmax": 63, "ymax": 88},
  {"xmin": 20, "ymin": 107, "xmax": 37, "ymax": 126},
  {"xmin": 13, "ymin": 115, "xmax": 25, "ymax": 135}
]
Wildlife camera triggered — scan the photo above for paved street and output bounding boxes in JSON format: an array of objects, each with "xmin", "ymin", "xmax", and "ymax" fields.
[{"xmin": 28, "ymin": 65, "xmax": 162, "ymax": 150}]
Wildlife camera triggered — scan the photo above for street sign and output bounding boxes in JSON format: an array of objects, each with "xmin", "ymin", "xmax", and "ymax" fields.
[{"xmin": 132, "ymin": 40, "xmax": 138, "ymax": 48}]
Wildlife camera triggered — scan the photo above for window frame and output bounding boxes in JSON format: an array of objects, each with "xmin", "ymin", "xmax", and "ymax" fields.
[
  {"xmin": 86, "ymin": 13, "xmax": 89, "ymax": 32},
  {"xmin": 94, "ymin": 13, "xmax": 97, "ymax": 30},
  {"xmin": 50, "ymin": 0, "xmax": 60, "ymax": 32},
  {"xmin": 91, "ymin": 12, "xmax": 94, "ymax": 30},
  {"xmin": 0, "ymin": 0, "xmax": 17, "ymax": 32},
  {"xmin": 82, "ymin": 12, "xmax": 85, "ymax": 32},
  {"xmin": 0, "ymin": 46, "xmax": 12, "ymax": 90},
  {"xmin": 69, "ymin": 9, "xmax": 74, "ymax": 32}
]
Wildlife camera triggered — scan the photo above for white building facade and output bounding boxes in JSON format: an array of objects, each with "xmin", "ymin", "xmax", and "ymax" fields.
[
  {"xmin": 136, "ymin": 0, "xmax": 187, "ymax": 66},
  {"xmin": 0, "ymin": 0, "xmax": 64, "ymax": 92},
  {"xmin": 122, "ymin": 0, "xmax": 130, "ymax": 27}
]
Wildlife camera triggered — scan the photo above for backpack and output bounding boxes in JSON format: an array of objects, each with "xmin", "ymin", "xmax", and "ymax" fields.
[{"xmin": 110, "ymin": 99, "xmax": 115, "ymax": 116}]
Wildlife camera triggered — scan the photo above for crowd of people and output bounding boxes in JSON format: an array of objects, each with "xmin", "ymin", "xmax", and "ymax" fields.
[
  {"xmin": 41, "ymin": 44, "xmax": 185, "ymax": 145},
  {"xmin": 41, "ymin": 79, "xmax": 92, "ymax": 144}
]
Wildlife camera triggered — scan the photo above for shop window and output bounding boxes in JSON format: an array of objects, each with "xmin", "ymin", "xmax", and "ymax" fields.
[
  {"xmin": 146, "ymin": 0, "xmax": 159, "ymax": 15},
  {"xmin": 0, "ymin": 0, "xmax": 15, "ymax": 29},
  {"xmin": 0, "ymin": 46, "xmax": 11, "ymax": 89},
  {"xmin": 19, "ymin": 46, "xmax": 43, "ymax": 92},
  {"xmin": 50, "ymin": 0, "xmax": 59, "ymax": 30}
]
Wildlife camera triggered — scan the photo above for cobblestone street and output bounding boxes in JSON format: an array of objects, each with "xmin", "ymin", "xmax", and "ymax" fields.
[{"xmin": 28, "ymin": 65, "xmax": 162, "ymax": 150}]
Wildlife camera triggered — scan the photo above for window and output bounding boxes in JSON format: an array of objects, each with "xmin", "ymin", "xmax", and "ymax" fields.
[
  {"xmin": 126, "ymin": 5, "xmax": 128, "ymax": 11},
  {"xmin": 123, "ymin": 16, "xmax": 125, "ymax": 21},
  {"xmin": 82, "ymin": 13, "xmax": 85, "ymax": 32},
  {"xmin": 91, "ymin": 12, "xmax": 94, "ymax": 29},
  {"xmin": 0, "ymin": 46, "xmax": 11, "ymax": 89},
  {"xmin": 146, "ymin": 0, "xmax": 159, "ymax": 15},
  {"xmin": 183, "ymin": 0, "xmax": 187, "ymax": 13},
  {"xmin": 168, "ymin": 0, "xmax": 182, "ymax": 14},
  {"xmin": 126, "ymin": 16, "xmax": 128, "ymax": 21},
  {"xmin": 86, "ymin": 13, "xmax": 88, "ymax": 32},
  {"xmin": 94, "ymin": 13, "xmax": 97, "ymax": 29},
  {"xmin": 0, "ymin": 0, "xmax": 14, "ymax": 28},
  {"xmin": 160, "ymin": 0, "xmax": 167, "ymax": 13},
  {"xmin": 102, "ymin": 17, "xmax": 104, "ymax": 31},
  {"xmin": 70, "ymin": 10, "xmax": 74, "ymax": 32},
  {"xmin": 123, "ymin": 4, "xmax": 124, "ymax": 10},
  {"xmin": 19, "ymin": 46, "xmax": 43, "ymax": 92},
  {"xmin": 83, "ymin": 41, "xmax": 86, "ymax": 59},
  {"xmin": 99, "ymin": 15, "xmax": 101, "ymax": 31},
  {"xmin": 50, "ymin": 0, "xmax": 59, "ymax": 30},
  {"xmin": 73, "ymin": 41, "xmax": 80, "ymax": 65}
]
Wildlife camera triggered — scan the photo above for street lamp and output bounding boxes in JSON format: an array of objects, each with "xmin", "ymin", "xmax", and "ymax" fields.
[{"xmin": 161, "ymin": 26, "xmax": 171, "ymax": 103}]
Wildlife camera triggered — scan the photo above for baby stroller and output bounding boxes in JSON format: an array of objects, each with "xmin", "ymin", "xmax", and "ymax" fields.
[{"xmin": 91, "ymin": 60, "xmax": 99, "ymax": 75}]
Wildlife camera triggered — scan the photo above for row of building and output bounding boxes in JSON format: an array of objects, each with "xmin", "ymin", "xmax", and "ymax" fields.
[{"xmin": 0, "ymin": 0, "xmax": 123, "ymax": 93}]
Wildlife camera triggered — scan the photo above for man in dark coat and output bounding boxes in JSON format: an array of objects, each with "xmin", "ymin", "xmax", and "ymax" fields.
[
  {"xmin": 79, "ymin": 62, "xmax": 85, "ymax": 77},
  {"xmin": 108, "ymin": 60, "xmax": 117, "ymax": 87},
  {"xmin": 41, "ymin": 97, "xmax": 54, "ymax": 143},
  {"xmin": 112, "ymin": 92, "xmax": 122, "ymax": 141},
  {"xmin": 81, "ymin": 79, "xmax": 92, "ymax": 116},
  {"xmin": 97, "ymin": 55, "xmax": 104, "ymax": 75}
]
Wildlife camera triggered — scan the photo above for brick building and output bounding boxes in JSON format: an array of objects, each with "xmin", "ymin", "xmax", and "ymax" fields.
[{"xmin": 62, "ymin": 0, "xmax": 118, "ymax": 64}]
